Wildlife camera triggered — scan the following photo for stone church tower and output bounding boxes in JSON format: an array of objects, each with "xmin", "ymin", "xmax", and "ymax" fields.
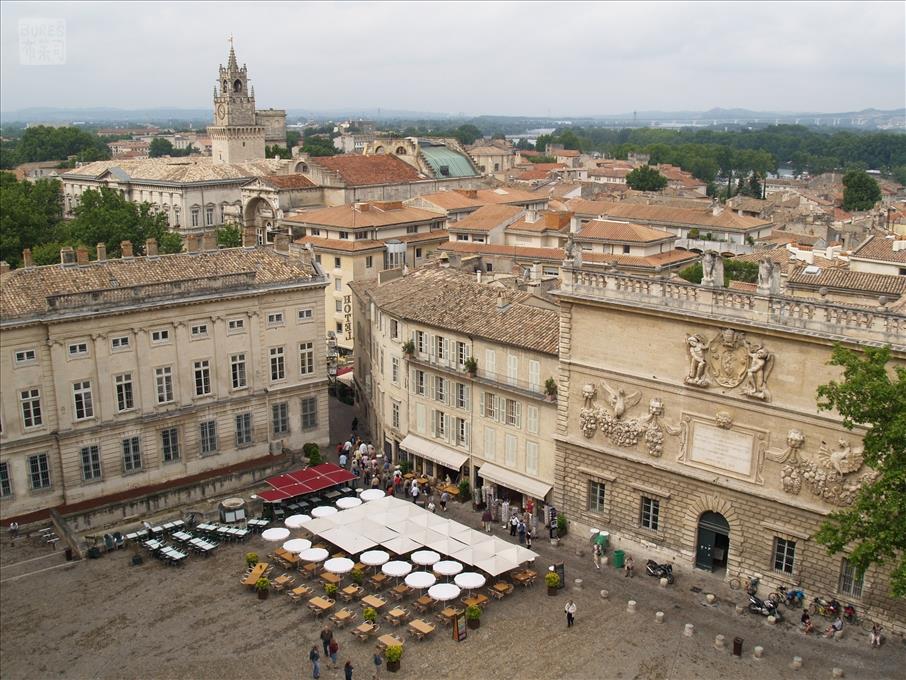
[{"xmin": 208, "ymin": 43, "xmax": 266, "ymax": 164}]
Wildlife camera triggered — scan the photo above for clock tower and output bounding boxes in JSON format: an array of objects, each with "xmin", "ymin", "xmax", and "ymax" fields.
[{"xmin": 208, "ymin": 40, "xmax": 266, "ymax": 164}]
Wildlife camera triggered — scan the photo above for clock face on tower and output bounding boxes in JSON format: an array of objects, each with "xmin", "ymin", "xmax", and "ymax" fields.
[{"xmin": 217, "ymin": 104, "xmax": 225, "ymax": 122}]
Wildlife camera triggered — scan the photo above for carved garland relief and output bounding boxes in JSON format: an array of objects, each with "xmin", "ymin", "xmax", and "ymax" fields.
[{"xmin": 683, "ymin": 328, "xmax": 774, "ymax": 402}]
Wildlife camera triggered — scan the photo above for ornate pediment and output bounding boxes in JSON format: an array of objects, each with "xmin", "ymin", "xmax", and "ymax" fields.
[{"xmin": 683, "ymin": 328, "xmax": 775, "ymax": 402}]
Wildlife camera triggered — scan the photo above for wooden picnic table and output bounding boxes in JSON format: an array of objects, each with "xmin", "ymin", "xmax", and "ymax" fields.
[
  {"xmin": 361, "ymin": 594, "xmax": 387, "ymax": 610},
  {"xmin": 491, "ymin": 581, "xmax": 513, "ymax": 597},
  {"xmin": 512, "ymin": 569, "xmax": 537, "ymax": 587},
  {"xmin": 242, "ymin": 562, "xmax": 269, "ymax": 586},
  {"xmin": 330, "ymin": 608, "xmax": 356, "ymax": 627},
  {"xmin": 463, "ymin": 594, "xmax": 489, "ymax": 608},
  {"xmin": 308, "ymin": 596, "xmax": 335, "ymax": 614},
  {"xmin": 408, "ymin": 618, "xmax": 436, "ymax": 640},
  {"xmin": 413, "ymin": 595, "xmax": 435, "ymax": 613},
  {"xmin": 390, "ymin": 584, "xmax": 411, "ymax": 600},
  {"xmin": 376, "ymin": 634, "xmax": 404, "ymax": 651},
  {"xmin": 341, "ymin": 585, "xmax": 364, "ymax": 602},
  {"xmin": 369, "ymin": 573, "xmax": 388, "ymax": 588},
  {"xmin": 386, "ymin": 607, "xmax": 408, "ymax": 625},
  {"xmin": 437, "ymin": 607, "xmax": 462, "ymax": 625},
  {"xmin": 352, "ymin": 622, "xmax": 377, "ymax": 640},
  {"xmin": 321, "ymin": 572, "xmax": 341, "ymax": 585},
  {"xmin": 438, "ymin": 483, "xmax": 459, "ymax": 497}
]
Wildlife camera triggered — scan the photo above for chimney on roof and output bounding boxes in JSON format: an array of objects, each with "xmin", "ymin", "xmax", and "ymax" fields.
[
  {"xmin": 355, "ymin": 202, "xmax": 370, "ymax": 212},
  {"xmin": 274, "ymin": 233, "xmax": 290, "ymax": 254},
  {"xmin": 496, "ymin": 290, "xmax": 509, "ymax": 311},
  {"xmin": 145, "ymin": 238, "xmax": 159, "ymax": 257},
  {"xmin": 0, "ymin": 261, "xmax": 9, "ymax": 275},
  {"xmin": 60, "ymin": 246, "xmax": 76, "ymax": 266},
  {"xmin": 243, "ymin": 226, "xmax": 257, "ymax": 248},
  {"xmin": 96, "ymin": 243, "xmax": 107, "ymax": 262},
  {"xmin": 532, "ymin": 261, "xmax": 542, "ymax": 282},
  {"xmin": 476, "ymin": 269, "xmax": 482, "ymax": 284},
  {"xmin": 22, "ymin": 248, "xmax": 33, "ymax": 268},
  {"xmin": 76, "ymin": 246, "xmax": 89, "ymax": 266},
  {"xmin": 121, "ymin": 241, "xmax": 134, "ymax": 258},
  {"xmin": 456, "ymin": 189, "xmax": 478, "ymax": 199},
  {"xmin": 202, "ymin": 231, "xmax": 217, "ymax": 252},
  {"xmin": 185, "ymin": 234, "xmax": 200, "ymax": 253}
]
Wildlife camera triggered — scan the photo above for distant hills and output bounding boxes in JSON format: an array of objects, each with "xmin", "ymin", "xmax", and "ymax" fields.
[{"xmin": 1, "ymin": 106, "xmax": 903, "ymax": 131}]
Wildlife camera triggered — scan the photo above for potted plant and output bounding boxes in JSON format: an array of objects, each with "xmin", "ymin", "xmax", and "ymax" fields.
[
  {"xmin": 384, "ymin": 644, "xmax": 403, "ymax": 673},
  {"xmin": 465, "ymin": 604, "xmax": 482, "ymax": 629},
  {"xmin": 245, "ymin": 552, "xmax": 259, "ymax": 568},
  {"xmin": 544, "ymin": 377, "xmax": 558, "ymax": 401},
  {"xmin": 325, "ymin": 583, "xmax": 338, "ymax": 597},
  {"xmin": 556, "ymin": 514, "xmax": 568, "ymax": 538},
  {"xmin": 255, "ymin": 577, "xmax": 270, "ymax": 600},
  {"xmin": 363, "ymin": 607, "xmax": 378, "ymax": 624},
  {"xmin": 303, "ymin": 442, "xmax": 322, "ymax": 465},
  {"xmin": 458, "ymin": 479, "xmax": 471, "ymax": 502},
  {"xmin": 545, "ymin": 571, "xmax": 561, "ymax": 596},
  {"xmin": 464, "ymin": 356, "xmax": 478, "ymax": 377},
  {"xmin": 399, "ymin": 460, "xmax": 412, "ymax": 475},
  {"xmin": 351, "ymin": 567, "xmax": 365, "ymax": 585},
  {"xmin": 402, "ymin": 339, "xmax": 415, "ymax": 357}
]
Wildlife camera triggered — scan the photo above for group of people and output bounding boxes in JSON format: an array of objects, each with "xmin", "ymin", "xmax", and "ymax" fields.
[
  {"xmin": 799, "ymin": 611, "xmax": 883, "ymax": 647},
  {"xmin": 506, "ymin": 510, "xmax": 534, "ymax": 548},
  {"xmin": 310, "ymin": 625, "xmax": 384, "ymax": 680}
]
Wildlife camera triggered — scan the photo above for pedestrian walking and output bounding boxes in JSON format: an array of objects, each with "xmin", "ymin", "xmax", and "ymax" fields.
[
  {"xmin": 509, "ymin": 513, "xmax": 519, "ymax": 537},
  {"xmin": 624, "ymin": 555, "xmax": 634, "ymax": 578},
  {"xmin": 440, "ymin": 491, "xmax": 450, "ymax": 512},
  {"xmin": 328, "ymin": 638, "xmax": 339, "ymax": 668},
  {"xmin": 344, "ymin": 660, "xmax": 354, "ymax": 680},
  {"xmin": 517, "ymin": 520, "xmax": 526, "ymax": 544},
  {"xmin": 320, "ymin": 625, "xmax": 333, "ymax": 656},
  {"xmin": 481, "ymin": 508, "xmax": 493, "ymax": 533},
  {"xmin": 309, "ymin": 646, "xmax": 321, "ymax": 679},
  {"xmin": 411, "ymin": 484, "xmax": 420, "ymax": 504},
  {"xmin": 427, "ymin": 500, "xmax": 436, "ymax": 513},
  {"xmin": 592, "ymin": 543, "xmax": 602, "ymax": 570},
  {"xmin": 565, "ymin": 599, "xmax": 577, "ymax": 627},
  {"xmin": 339, "ymin": 452, "xmax": 348, "ymax": 469},
  {"xmin": 525, "ymin": 526, "xmax": 533, "ymax": 549},
  {"xmin": 372, "ymin": 651, "xmax": 383, "ymax": 680},
  {"xmin": 870, "ymin": 624, "xmax": 883, "ymax": 648}
]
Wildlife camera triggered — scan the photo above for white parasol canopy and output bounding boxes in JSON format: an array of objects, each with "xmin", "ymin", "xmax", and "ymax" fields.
[
  {"xmin": 298, "ymin": 547, "xmax": 329, "ymax": 563},
  {"xmin": 411, "ymin": 550, "xmax": 441, "ymax": 567},
  {"xmin": 311, "ymin": 505, "xmax": 338, "ymax": 518},
  {"xmin": 474, "ymin": 550, "xmax": 521, "ymax": 576},
  {"xmin": 360, "ymin": 550, "xmax": 390, "ymax": 567},
  {"xmin": 405, "ymin": 571, "xmax": 437, "ymax": 590},
  {"xmin": 319, "ymin": 527, "xmax": 376, "ymax": 555},
  {"xmin": 282, "ymin": 538, "xmax": 312, "ymax": 554},
  {"xmin": 424, "ymin": 534, "xmax": 468, "ymax": 556},
  {"xmin": 261, "ymin": 527, "xmax": 291, "ymax": 542},
  {"xmin": 302, "ymin": 516, "xmax": 338, "ymax": 534},
  {"xmin": 381, "ymin": 535, "xmax": 421, "ymax": 555},
  {"xmin": 381, "ymin": 560, "xmax": 413, "ymax": 578},
  {"xmin": 428, "ymin": 583, "xmax": 461, "ymax": 602},
  {"xmin": 285, "ymin": 514, "xmax": 312, "ymax": 529},
  {"xmin": 324, "ymin": 557, "xmax": 355, "ymax": 574},
  {"xmin": 433, "ymin": 560, "xmax": 464, "ymax": 578},
  {"xmin": 360, "ymin": 489, "xmax": 385, "ymax": 502},
  {"xmin": 454, "ymin": 572, "xmax": 487, "ymax": 591},
  {"xmin": 336, "ymin": 496, "xmax": 363, "ymax": 510}
]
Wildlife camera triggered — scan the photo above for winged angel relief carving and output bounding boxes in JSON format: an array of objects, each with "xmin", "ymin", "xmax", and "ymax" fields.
[
  {"xmin": 579, "ymin": 381, "xmax": 681, "ymax": 457},
  {"xmin": 684, "ymin": 328, "xmax": 775, "ymax": 402}
]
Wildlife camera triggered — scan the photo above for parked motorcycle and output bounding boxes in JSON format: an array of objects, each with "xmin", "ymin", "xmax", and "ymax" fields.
[
  {"xmin": 770, "ymin": 584, "xmax": 805, "ymax": 608},
  {"xmin": 810, "ymin": 596, "xmax": 840, "ymax": 618},
  {"xmin": 748, "ymin": 593, "xmax": 783, "ymax": 621},
  {"xmin": 645, "ymin": 560, "xmax": 675, "ymax": 584}
]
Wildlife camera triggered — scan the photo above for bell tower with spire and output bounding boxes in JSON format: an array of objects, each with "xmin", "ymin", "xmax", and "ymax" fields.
[{"xmin": 209, "ymin": 38, "xmax": 265, "ymax": 164}]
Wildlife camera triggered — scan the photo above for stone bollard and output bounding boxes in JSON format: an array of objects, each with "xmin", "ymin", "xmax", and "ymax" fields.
[
  {"xmin": 753, "ymin": 646, "xmax": 764, "ymax": 660},
  {"xmin": 714, "ymin": 634, "xmax": 726, "ymax": 651},
  {"xmin": 791, "ymin": 656, "xmax": 803, "ymax": 670},
  {"xmin": 599, "ymin": 589, "xmax": 609, "ymax": 599},
  {"xmin": 573, "ymin": 578, "xmax": 583, "ymax": 591},
  {"xmin": 705, "ymin": 593, "xmax": 717, "ymax": 605},
  {"xmin": 735, "ymin": 604, "xmax": 744, "ymax": 615},
  {"xmin": 684, "ymin": 623, "xmax": 695, "ymax": 637},
  {"xmin": 832, "ymin": 668, "xmax": 844, "ymax": 678},
  {"xmin": 655, "ymin": 611, "xmax": 664, "ymax": 624},
  {"xmin": 833, "ymin": 629, "xmax": 845, "ymax": 641},
  {"xmin": 627, "ymin": 600, "xmax": 637, "ymax": 613},
  {"xmin": 600, "ymin": 556, "xmax": 609, "ymax": 567},
  {"xmin": 659, "ymin": 577, "xmax": 669, "ymax": 588},
  {"xmin": 766, "ymin": 615, "xmax": 777, "ymax": 625}
]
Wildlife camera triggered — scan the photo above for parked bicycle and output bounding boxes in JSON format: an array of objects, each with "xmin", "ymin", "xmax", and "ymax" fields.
[
  {"xmin": 770, "ymin": 584, "xmax": 805, "ymax": 608},
  {"xmin": 728, "ymin": 574, "xmax": 760, "ymax": 595},
  {"xmin": 809, "ymin": 596, "xmax": 840, "ymax": 618}
]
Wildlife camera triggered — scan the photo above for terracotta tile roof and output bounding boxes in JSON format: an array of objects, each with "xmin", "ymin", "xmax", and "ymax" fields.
[
  {"xmin": 762, "ymin": 230, "xmax": 822, "ymax": 246},
  {"xmin": 256, "ymin": 174, "xmax": 316, "ymax": 189},
  {"xmin": 440, "ymin": 241, "xmax": 563, "ymax": 260},
  {"xmin": 294, "ymin": 236, "xmax": 386, "ymax": 253},
  {"xmin": 506, "ymin": 212, "xmax": 571, "ymax": 233},
  {"xmin": 583, "ymin": 250, "xmax": 697, "ymax": 269},
  {"xmin": 351, "ymin": 268, "xmax": 559, "ymax": 354},
  {"xmin": 513, "ymin": 163, "xmax": 565, "ymax": 181},
  {"xmin": 448, "ymin": 204, "xmax": 523, "ymax": 232},
  {"xmin": 1, "ymin": 247, "xmax": 319, "ymax": 320},
  {"xmin": 455, "ymin": 188, "xmax": 543, "ymax": 206},
  {"xmin": 553, "ymin": 149, "xmax": 580, "ymax": 157},
  {"xmin": 63, "ymin": 158, "xmax": 288, "ymax": 183},
  {"xmin": 852, "ymin": 235, "xmax": 906, "ymax": 264},
  {"xmin": 413, "ymin": 191, "xmax": 485, "ymax": 211},
  {"xmin": 566, "ymin": 199, "xmax": 771, "ymax": 231},
  {"xmin": 468, "ymin": 146, "xmax": 512, "ymax": 156},
  {"xmin": 786, "ymin": 266, "xmax": 906, "ymax": 297},
  {"xmin": 728, "ymin": 280, "xmax": 757, "ymax": 292},
  {"xmin": 286, "ymin": 203, "xmax": 441, "ymax": 229},
  {"xmin": 394, "ymin": 230, "xmax": 449, "ymax": 244},
  {"xmin": 310, "ymin": 155, "xmax": 421, "ymax": 186},
  {"xmin": 734, "ymin": 248, "xmax": 844, "ymax": 273},
  {"xmin": 577, "ymin": 220, "xmax": 674, "ymax": 243}
]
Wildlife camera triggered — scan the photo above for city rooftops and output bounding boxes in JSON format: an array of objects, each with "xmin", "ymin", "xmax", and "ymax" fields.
[
  {"xmin": 285, "ymin": 202, "xmax": 442, "ymax": 229},
  {"xmin": 851, "ymin": 234, "xmax": 906, "ymax": 265},
  {"xmin": 566, "ymin": 199, "xmax": 772, "ymax": 232},
  {"xmin": 576, "ymin": 219, "xmax": 675, "ymax": 244},
  {"xmin": 63, "ymin": 157, "xmax": 289, "ymax": 184},
  {"xmin": 448, "ymin": 204, "xmax": 524, "ymax": 232},
  {"xmin": 309, "ymin": 155, "xmax": 421, "ymax": 186}
]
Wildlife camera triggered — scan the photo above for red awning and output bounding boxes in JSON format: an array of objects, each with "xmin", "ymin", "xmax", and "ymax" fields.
[
  {"xmin": 263, "ymin": 463, "xmax": 356, "ymax": 499},
  {"xmin": 268, "ymin": 474, "xmax": 299, "ymax": 489},
  {"xmin": 258, "ymin": 488, "xmax": 292, "ymax": 503}
]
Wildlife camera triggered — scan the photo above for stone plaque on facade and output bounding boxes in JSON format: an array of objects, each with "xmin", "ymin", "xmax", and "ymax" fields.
[{"xmin": 689, "ymin": 422, "xmax": 754, "ymax": 476}]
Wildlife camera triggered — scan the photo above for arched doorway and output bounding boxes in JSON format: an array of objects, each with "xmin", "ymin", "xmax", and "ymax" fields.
[
  {"xmin": 695, "ymin": 511, "xmax": 730, "ymax": 573},
  {"xmin": 243, "ymin": 197, "xmax": 276, "ymax": 243}
]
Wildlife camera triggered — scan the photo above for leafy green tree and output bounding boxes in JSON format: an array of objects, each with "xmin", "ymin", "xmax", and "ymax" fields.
[
  {"xmin": 216, "ymin": 224, "xmax": 242, "ymax": 248},
  {"xmin": 892, "ymin": 166, "xmax": 906, "ymax": 187},
  {"xmin": 0, "ymin": 173, "xmax": 64, "ymax": 267},
  {"xmin": 265, "ymin": 145, "xmax": 292, "ymax": 159},
  {"xmin": 301, "ymin": 135, "xmax": 338, "ymax": 157},
  {"xmin": 66, "ymin": 188, "xmax": 172, "ymax": 257},
  {"xmin": 842, "ymin": 170, "xmax": 882, "ymax": 211},
  {"xmin": 149, "ymin": 138, "xmax": 174, "ymax": 158},
  {"xmin": 453, "ymin": 124, "xmax": 482, "ymax": 146},
  {"xmin": 286, "ymin": 130, "xmax": 301, "ymax": 148},
  {"xmin": 534, "ymin": 134, "xmax": 553, "ymax": 153},
  {"xmin": 9, "ymin": 126, "xmax": 109, "ymax": 165},
  {"xmin": 625, "ymin": 165, "xmax": 668, "ymax": 191},
  {"xmin": 158, "ymin": 231, "xmax": 184, "ymax": 254},
  {"xmin": 515, "ymin": 138, "xmax": 534, "ymax": 151},
  {"xmin": 815, "ymin": 345, "xmax": 906, "ymax": 597},
  {"xmin": 30, "ymin": 241, "xmax": 70, "ymax": 266},
  {"xmin": 558, "ymin": 129, "xmax": 582, "ymax": 151}
]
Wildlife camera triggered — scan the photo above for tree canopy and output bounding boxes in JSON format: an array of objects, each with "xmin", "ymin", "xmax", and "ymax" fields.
[
  {"xmin": 216, "ymin": 224, "xmax": 242, "ymax": 248},
  {"xmin": 301, "ymin": 135, "xmax": 338, "ymax": 157},
  {"xmin": 678, "ymin": 258, "xmax": 759, "ymax": 285},
  {"xmin": 0, "ymin": 126, "xmax": 110, "ymax": 168},
  {"xmin": 0, "ymin": 172, "xmax": 64, "ymax": 267},
  {"xmin": 625, "ymin": 165, "xmax": 668, "ymax": 191},
  {"xmin": 842, "ymin": 169, "xmax": 882, "ymax": 212},
  {"xmin": 815, "ymin": 345, "xmax": 906, "ymax": 597}
]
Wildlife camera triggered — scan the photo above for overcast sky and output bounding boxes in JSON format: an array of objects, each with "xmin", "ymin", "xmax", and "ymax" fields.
[{"xmin": 2, "ymin": 1, "xmax": 904, "ymax": 116}]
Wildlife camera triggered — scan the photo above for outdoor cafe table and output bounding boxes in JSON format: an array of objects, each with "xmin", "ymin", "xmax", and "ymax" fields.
[
  {"xmin": 463, "ymin": 594, "xmax": 489, "ymax": 608},
  {"xmin": 408, "ymin": 619, "xmax": 435, "ymax": 639},
  {"xmin": 512, "ymin": 569, "xmax": 537, "ymax": 587},
  {"xmin": 308, "ymin": 596, "xmax": 335, "ymax": 613},
  {"xmin": 321, "ymin": 572, "xmax": 342, "ymax": 586},
  {"xmin": 376, "ymin": 634, "xmax": 404, "ymax": 651},
  {"xmin": 361, "ymin": 595, "xmax": 387, "ymax": 611},
  {"xmin": 243, "ymin": 562, "xmax": 268, "ymax": 586},
  {"xmin": 491, "ymin": 582, "xmax": 513, "ymax": 598},
  {"xmin": 386, "ymin": 608, "xmax": 408, "ymax": 625},
  {"xmin": 437, "ymin": 607, "xmax": 462, "ymax": 624}
]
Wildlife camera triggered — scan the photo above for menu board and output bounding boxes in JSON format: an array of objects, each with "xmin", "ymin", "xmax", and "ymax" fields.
[{"xmin": 452, "ymin": 612, "xmax": 467, "ymax": 642}]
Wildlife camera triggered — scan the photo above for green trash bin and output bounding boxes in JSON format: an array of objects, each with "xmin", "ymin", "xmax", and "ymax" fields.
[
  {"xmin": 595, "ymin": 531, "xmax": 609, "ymax": 551},
  {"xmin": 612, "ymin": 549, "xmax": 625, "ymax": 569}
]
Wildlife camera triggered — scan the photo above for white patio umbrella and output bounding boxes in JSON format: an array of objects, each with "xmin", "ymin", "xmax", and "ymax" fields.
[
  {"xmin": 298, "ymin": 547, "xmax": 329, "ymax": 563},
  {"xmin": 474, "ymin": 551, "xmax": 521, "ymax": 577},
  {"xmin": 357, "ymin": 521, "xmax": 398, "ymax": 544},
  {"xmin": 324, "ymin": 557, "xmax": 355, "ymax": 575},
  {"xmin": 336, "ymin": 496, "xmax": 363, "ymax": 510},
  {"xmin": 428, "ymin": 583, "xmax": 461, "ymax": 602},
  {"xmin": 411, "ymin": 550, "xmax": 441, "ymax": 569},
  {"xmin": 381, "ymin": 560, "xmax": 413, "ymax": 579},
  {"xmin": 381, "ymin": 535, "xmax": 421, "ymax": 555},
  {"xmin": 405, "ymin": 571, "xmax": 436, "ymax": 591},
  {"xmin": 285, "ymin": 514, "xmax": 312, "ymax": 529},
  {"xmin": 424, "ymin": 534, "xmax": 468, "ymax": 557},
  {"xmin": 311, "ymin": 505, "xmax": 338, "ymax": 518},
  {"xmin": 433, "ymin": 560, "xmax": 463, "ymax": 580},
  {"xmin": 282, "ymin": 538, "xmax": 312, "ymax": 554},
  {"xmin": 320, "ymin": 527, "xmax": 376, "ymax": 555},
  {"xmin": 303, "ymin": 516, "xmax": 338, "ymax": 534},
  {"xmin": 360, "ymin": 489, "xmax": 385, "ymax": 502},
  {"xmin": 454, "ymin": 572, "xmax": 486, "ymax": 594},
  {"xmin": 262, "ymin": 527, "xmax": 291, "ymax": 542},
  {"xmin": 360, "ymin": 550, "xmax": 390, "ymax": 567}
]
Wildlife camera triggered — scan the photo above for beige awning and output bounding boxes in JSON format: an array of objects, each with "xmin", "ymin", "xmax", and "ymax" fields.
[
  {"xmin": 478, "ymin": 463, "xmax": 552, "ymax": 500},
  {"xmin": 399, "ymin": 434, "xmax": 468, "ymax": 470}
]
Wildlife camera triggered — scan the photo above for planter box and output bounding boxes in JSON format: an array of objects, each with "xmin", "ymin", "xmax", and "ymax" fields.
[
  {"xmin": 386, "ymin": 660, "xmax": 400, "ymax": 673},
  {"xmin": 257, "ymin": 589, "xmax": 269, "ymax": 600},
  {"xmin": 548, "ymin": 587, "xmax": 558, "ymax": 596},
  {"xmin": 467, "ymin": 618, "xmax": 481, "ymax": 629}
]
